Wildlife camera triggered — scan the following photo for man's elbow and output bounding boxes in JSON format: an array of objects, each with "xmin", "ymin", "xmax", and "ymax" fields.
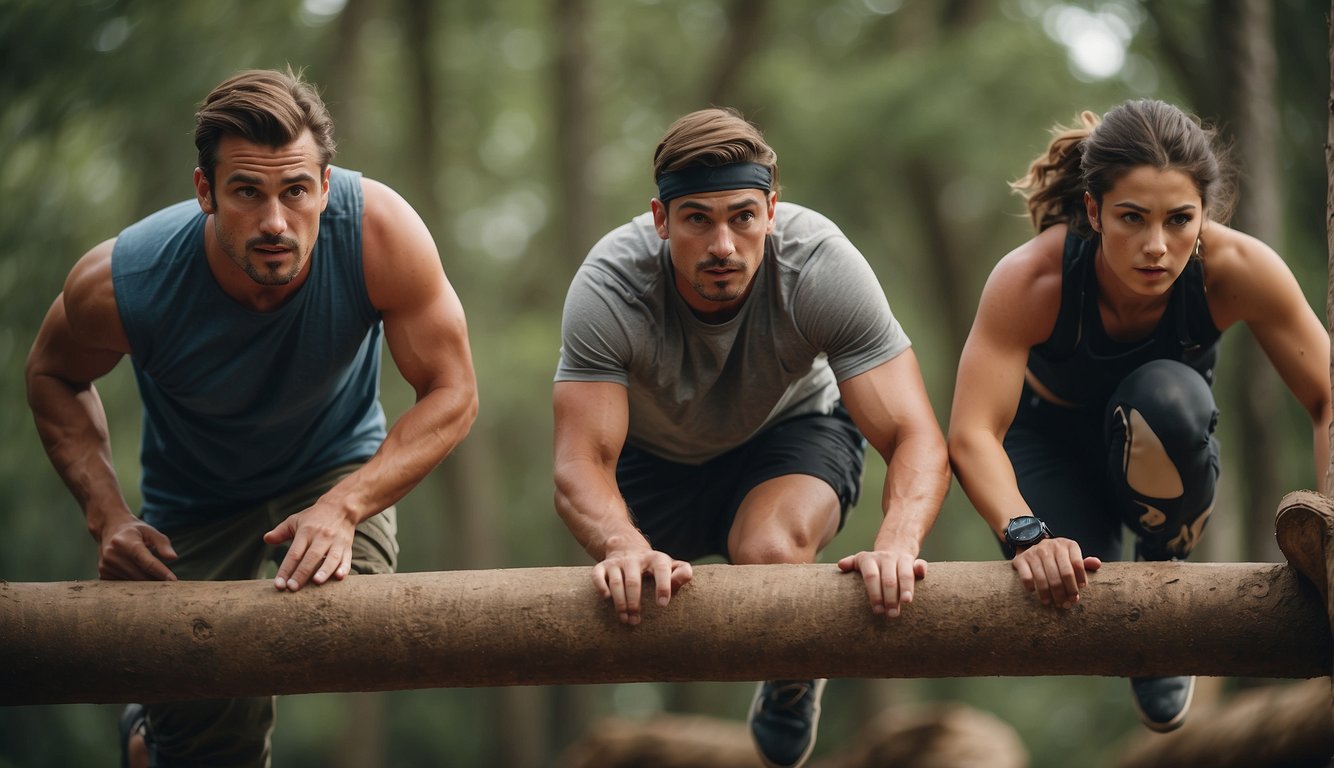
[
  {"xmin": 878, "ymin": 420, "xmax": 948, "ymax": 475},
  {"xmin": 551, "ymin": 462, "xmax": 584, "ymax": 524},
  {"xmin": 23, "ymin": 357, "xmax": 67, "ymax": 414},
  {"xmin": 22, "ymin": 358, "xmax": 41, "ymax": 408},
  {"xmin": 448, "ymin": 385, "xmax": 480, "ymax": 450},
  {"xmin": 460, "ymin": 383, "xmax": 480, "ymax": 432}
]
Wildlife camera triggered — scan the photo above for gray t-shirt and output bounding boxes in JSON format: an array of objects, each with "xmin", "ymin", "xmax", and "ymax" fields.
[{"xmin": 556, "ymin": 201, "xmax": 910, "ymax": 464}]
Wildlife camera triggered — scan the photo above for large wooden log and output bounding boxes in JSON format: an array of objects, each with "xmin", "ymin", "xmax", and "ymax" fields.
[
  {"xmin": 1274, "ymin": 491, "xmax": 1334, "ymax": 606},
  {"xmin": 0, "ymin": 559, "xmax": 1327, "ymax": 706},
  {"xmin": 1275, "ymin": 489, "xmax": 1334, "ymax": 745}
]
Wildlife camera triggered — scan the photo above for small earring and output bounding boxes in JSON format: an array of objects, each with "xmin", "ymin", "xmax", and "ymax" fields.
[{"xmin": 1191, "ymin": 237, "xmax": 1202, "ymax": 259}]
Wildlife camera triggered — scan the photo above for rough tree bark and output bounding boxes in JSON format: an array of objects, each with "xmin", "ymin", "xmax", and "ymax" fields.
[{"xmin": 1, "ymin": 560, "xmax": 1326, "ymax": 706}]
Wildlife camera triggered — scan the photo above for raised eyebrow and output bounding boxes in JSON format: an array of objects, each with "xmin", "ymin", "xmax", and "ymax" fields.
[
  {"xmin": 677, "ymin": 200, "xmax": 716, "ymax": 213},
  {"xmin": 222, "ymin": 171, "xmax": 318, "ymax": 187},
  {"xmin": 281, "ymin": 172, "xmax": 318, "ymax": 187},
  {"xmin": 676, "ymin": 195, "xmax": 764, "ymax": 214},
  {"xmin": 224, "ymin": 171, "xmax": 264, "ymax": 187}
]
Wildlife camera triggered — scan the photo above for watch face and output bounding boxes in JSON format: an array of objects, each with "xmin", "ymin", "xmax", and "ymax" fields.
[{"xmin": 1009, "ymin": 516, "xmax": 1043, "ymax": 544}]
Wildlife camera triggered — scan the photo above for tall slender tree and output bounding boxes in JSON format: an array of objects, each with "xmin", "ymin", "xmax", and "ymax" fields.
[
  {"xmin": 1223, "ymin": 0, "xmax": 1286, "ymax": 562},
  {"xmin": 1326, "ymin": 0, "xmax": 1334, "ymax": 493}
]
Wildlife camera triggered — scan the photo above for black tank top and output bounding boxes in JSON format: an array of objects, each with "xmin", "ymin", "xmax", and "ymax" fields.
[{"xmin": 1025, "ymin": 231, "xmax": 1221, "ymax": 409}]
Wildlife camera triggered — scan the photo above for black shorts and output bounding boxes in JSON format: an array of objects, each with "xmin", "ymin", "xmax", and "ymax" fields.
[{"xmin": 616, "ymin": 404, "xmax": 866, "ymax": 562}]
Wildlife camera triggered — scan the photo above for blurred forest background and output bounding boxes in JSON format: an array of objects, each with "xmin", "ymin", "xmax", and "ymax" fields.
[{"xmin": 2, "ymin": 0, "xmax": 1331, "ymax": 766}]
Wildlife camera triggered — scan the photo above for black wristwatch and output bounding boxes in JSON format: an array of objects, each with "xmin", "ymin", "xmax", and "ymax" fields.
[{"xmin": 1003, "ymin": 516, "xmax": 1052, "ymax": 551}]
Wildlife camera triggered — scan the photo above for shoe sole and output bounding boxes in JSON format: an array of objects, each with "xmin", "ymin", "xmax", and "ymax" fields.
[
  {"xmin": 1133, "ymin": 676, "xmax": 1195, "ymax": 734},
  {"xmin": 747, "ymin": 678, "xmax": 828, "ymax": 768}
]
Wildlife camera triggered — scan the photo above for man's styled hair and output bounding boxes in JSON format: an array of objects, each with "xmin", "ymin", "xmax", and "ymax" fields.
[
  {"xmin": 652, "ymin": 107, "xmax": 779, "ymax": 202},
  {"xmin": 194, "ymin": 67, "xmax": 336, "ymax": 184}
]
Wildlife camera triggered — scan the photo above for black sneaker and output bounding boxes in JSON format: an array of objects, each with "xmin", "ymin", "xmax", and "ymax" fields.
[
  {"xmin": 1130, "ymin": 675, "xmax": 1194, "ymax": 732},
  {"xmin": 119, "ymin": 704, "xmax": 158, "ymax": 768},
  {"xmin": 747, "ymin": 679, "xmax": 827, "ymax": 768}
]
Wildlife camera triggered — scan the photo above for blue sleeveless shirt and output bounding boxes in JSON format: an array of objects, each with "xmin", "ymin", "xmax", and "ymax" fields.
[
  {"xmin": 112, "ymin": 167, "xmax": 386, "ymax": 527},
  {"xmin": 1025, "ymin": 231, "xmax": 1222, "ymax": 409}
]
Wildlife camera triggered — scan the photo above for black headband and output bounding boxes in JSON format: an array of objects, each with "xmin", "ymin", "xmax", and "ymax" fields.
[{"xmin": 655, "ymin": 162, "xmax": 772, "ymax": 204}]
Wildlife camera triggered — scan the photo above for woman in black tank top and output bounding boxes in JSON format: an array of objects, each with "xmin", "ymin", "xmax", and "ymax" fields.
[{"xmin": 947, "ymin": 99, "xmax": 1331, "ymax": 733}]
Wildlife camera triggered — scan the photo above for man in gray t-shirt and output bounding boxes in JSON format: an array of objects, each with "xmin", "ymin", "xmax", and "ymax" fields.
[{"xmin": 552, "ymin": 108, "xmax": 949, "ymax": 768}]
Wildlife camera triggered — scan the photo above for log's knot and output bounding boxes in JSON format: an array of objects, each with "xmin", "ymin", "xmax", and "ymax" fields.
[
  {"xmin": 192, "ymin": 618, "xmax": 214, "ymax": 642},
  {"xmin": 1237, "ymin": 578, "xmax": 1271, "ymax": 599}
]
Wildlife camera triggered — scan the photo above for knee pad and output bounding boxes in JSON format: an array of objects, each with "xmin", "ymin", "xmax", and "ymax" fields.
[{"xmin": 1105, "ymin": 360, "xmax": 1220, "ymax": 559}]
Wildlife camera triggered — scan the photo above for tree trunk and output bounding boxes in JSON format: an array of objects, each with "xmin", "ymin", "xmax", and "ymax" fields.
[
  {"xmin": 1222, "ymin": 0, "xmax": 1286, "ymax": 564},
  {"xmin": 325, "ymin": 4, "xmax": 386, "ymax": 764},
  {"xmin": 398, "ymin": 3, "xmax": 548, "ymax": 764},
  {"xmin": 401, "ymin": 0, "xmax": 443, "ymax": 216},
  {"xmin": 1326, "ymin": 0, "xmax": 1334, "ymax": 492},
  {"xmin": 704, "ymin": 0, "xmax": 771, "ymax": 109},
  {"xmin": 324, "ymin": 0, "xmax": 377, "ymax": 154},
  {"xmin": 547, "ymin": 0, "xmax": 604, "ymax": 756},
  {"xmin": 903, "ymin": 156, "xmax": 980, "ymax": 356},
  {"xmin": 551, "ymin": 0, "xmax": 599, "ymax": 276},
  {"xmin": 2, "ymin": 560, "xmax": 1327, "ymax": 706},
  {"xmin": 332, "ymin": 692, "xmax": 386, "ymax": 768}
]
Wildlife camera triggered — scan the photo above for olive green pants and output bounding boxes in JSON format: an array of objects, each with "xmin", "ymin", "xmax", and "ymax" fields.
[{"xmin": 140, "ymin": 463, "xmax": 398, "ymax": 768}]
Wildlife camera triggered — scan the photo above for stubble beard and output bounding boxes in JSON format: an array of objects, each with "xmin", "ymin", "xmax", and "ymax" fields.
[
  {"xmin": 241, "ymin": 250, "xmax": 306, "ymax": 286},
  {"xmin": 218, "ymin": 224, "xmax": 306, "ymax": 286},
  {"xmin": 692, "ymin": 257, "xmax": 747, "ymax": 302}
]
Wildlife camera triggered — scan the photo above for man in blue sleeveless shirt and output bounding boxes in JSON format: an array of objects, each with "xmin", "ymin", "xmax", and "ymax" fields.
[{"xmin": 25, "ymin": 69, "xmax": 478, "ymax": 767}]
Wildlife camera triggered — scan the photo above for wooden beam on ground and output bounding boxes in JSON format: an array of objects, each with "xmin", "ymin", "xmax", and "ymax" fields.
[
  {"xmin": 1110, "ymin": 677, "xmax": 1334, "ymax": 768},
  {"xmin": 1, "ymin": 557, "xmax": 1328, "ymax": 706},
  {"xmin": 553, "ymin": 704, "xmax": 1030, "ymax": 768}
]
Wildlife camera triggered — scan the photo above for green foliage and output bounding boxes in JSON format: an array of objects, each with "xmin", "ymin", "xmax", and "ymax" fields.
[{"xmin": 2, "ymin": 0, "xmax": 1330, "ymax": 765}]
